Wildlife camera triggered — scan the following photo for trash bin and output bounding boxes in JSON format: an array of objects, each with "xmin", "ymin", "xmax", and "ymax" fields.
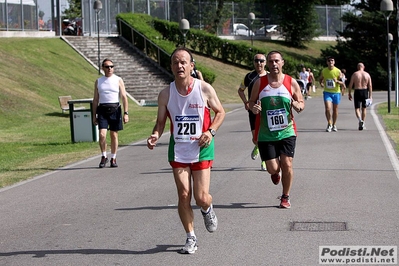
[{"xmin": 68, "ymin": 98, "xmax": 99, "ymax": 143}]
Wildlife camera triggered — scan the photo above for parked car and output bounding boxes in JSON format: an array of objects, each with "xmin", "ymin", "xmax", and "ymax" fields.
[
  {"xmin": 233, "ymin": 23, "xmax": 255, "ymax": 36},
  {"xmin": 255, "ymin": 24, "xmax": 280, "ymax": 36}
]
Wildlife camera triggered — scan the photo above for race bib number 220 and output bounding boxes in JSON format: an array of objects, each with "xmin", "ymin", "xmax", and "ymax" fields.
[{"xmin": 174, "ymin": 115, "xmax": 201, "ymax": 142}]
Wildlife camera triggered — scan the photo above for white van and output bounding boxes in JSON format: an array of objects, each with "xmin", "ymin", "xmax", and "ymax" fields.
[{"xmin": 233, "ymin": 23, "xmax": 254, "ymax": 36}]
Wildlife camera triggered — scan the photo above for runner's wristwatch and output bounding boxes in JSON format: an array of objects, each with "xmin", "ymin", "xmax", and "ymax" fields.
[{"xmin": 208, "ymin": 128, "xmax": 216, "ymax": 137}]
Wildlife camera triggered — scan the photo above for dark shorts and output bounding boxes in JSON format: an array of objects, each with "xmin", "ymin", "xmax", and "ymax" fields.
[
  {"xmin": 258, "ymin": 136, "xmax": 296, "ymax": 161},
  {"xmin": 97, "ymin": 104, "xmax": 123, "ymax": 131},
  {"xmin": 170, "ymin": 160, "xmax": 213, "ymax": 170},
  {"xmin": 354, "ymin": 89, "xmax": 368, "ymax": 109},
  {"xmin": 248, "ymin": 110, "xmax": 256, "ymax": 131}
]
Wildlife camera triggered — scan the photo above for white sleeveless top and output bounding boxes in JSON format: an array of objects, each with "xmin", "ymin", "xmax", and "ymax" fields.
[{"xmin": 97, "ymin": 74, "xmax": 121, "ymax": 103}]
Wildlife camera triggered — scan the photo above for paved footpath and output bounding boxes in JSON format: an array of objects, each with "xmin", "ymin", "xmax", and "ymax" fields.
[{"xmin": 0, "ymin": 91, "xmax": 398, "ymax": 266}]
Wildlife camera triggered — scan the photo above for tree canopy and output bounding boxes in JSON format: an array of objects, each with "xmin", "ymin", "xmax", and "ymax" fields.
[
  {"xmin": 63, "ymin": 0, "xmax": 81, "ymax": 19},
  {"xmin": 320, "ymin": 0, "xmax": 397, "ymax": 89}
]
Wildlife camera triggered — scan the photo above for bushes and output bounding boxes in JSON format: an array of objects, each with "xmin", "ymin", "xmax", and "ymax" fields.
[{"xmin": 117, "ymin": 13, "xmax": 322, "ymax": 81}]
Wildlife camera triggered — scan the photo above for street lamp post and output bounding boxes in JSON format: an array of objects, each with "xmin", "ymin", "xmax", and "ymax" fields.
[
  {"xmin": 380, "ymin": 0, "xmax": 394, "ymax": 113},
  {"xmin": 248, "ymin": 12, "xmax": 255, "ymax": 46},
  {"xmin": 179, "ymin": 19, "xmax": 190, "ymax": 47},
  {"xmin": 93, "ymin": 0, "xmax": 103, "ymax": 75},
  {"xmin": 388, "ymin": 33, "xmax": 393, "ymax": 113},
  {"xmin": 396, "ymin": 0, "xmax": 399, "ymax": 107}
]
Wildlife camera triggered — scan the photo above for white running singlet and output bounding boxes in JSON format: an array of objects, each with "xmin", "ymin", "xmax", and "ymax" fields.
[{"xmin": 167, "ymin": 79, "xmax": 213, "ymax": 163}]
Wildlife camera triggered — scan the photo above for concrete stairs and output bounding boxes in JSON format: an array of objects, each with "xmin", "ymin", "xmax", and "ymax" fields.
[{"xmin": 63, "ymin": 36, "xmax": 173, "ymax": 105}]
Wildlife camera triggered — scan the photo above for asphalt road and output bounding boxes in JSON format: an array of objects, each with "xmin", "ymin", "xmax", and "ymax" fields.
[{"xmin": 0, "ymin": 91, "xmax": 398, "ymax": 266}]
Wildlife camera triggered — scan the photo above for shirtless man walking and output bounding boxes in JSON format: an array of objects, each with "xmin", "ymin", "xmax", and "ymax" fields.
[{"xmin": 347, "ymin": 63, "xmax": 373, "ymax": 130}]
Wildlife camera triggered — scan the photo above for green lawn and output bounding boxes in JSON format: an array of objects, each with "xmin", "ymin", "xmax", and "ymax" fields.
[
  {"xmin": 0, "ymin": 37, "xmax": 397, "ymax": 188},
  {"xmin": 0, "ymin": 38, "xmax": 159, "ymax": 187}
]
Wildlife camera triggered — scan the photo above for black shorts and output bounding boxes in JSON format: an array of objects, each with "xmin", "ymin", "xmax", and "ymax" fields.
[
  {"xmin": 248, "ymin": 110, "xmax": 256, "ymax": 131},
  {"xmin": 354, "ymin": 89, "xmax": 368, "ymax": 109},
  {"xmin": 258, "ymin": 136, "xmax": 296, "ymax": 161},
  {"xmin": 97, "ymin": 104, "xmax": 123, "ymax": 131}
]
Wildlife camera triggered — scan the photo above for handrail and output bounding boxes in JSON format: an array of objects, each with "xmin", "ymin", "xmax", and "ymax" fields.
[{"xmin": 117, "ymin": 18, "xmax": 172, "ymax": 74}]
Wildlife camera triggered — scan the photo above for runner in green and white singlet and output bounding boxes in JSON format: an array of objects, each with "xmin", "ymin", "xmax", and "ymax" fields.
[{"xmin": 249, "ymin": 51, "xmax": 305, "ymax": 209}]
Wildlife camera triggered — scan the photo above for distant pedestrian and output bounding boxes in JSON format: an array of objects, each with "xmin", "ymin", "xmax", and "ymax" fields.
[
  {"xmin": 319, "ymin": 56, "xmax": 344, "ymax": 132},
  {"xmin": 306, "ymin": 68, "xmax": 315, "ymax": 98},
  {"xmin": 238, "ymin": 53, "xmax": 268, "ymax": 171},
  {"xmin": 299, "ymin": 67, "xmax": 310, "ymax": 98},
  {"xmin": 92, "ymin": 59, "xmax": 129, "ymax": 168},
  {"xmin": 347, "ymin": 63, "xmax": 373, "ymax": 130},
  {"xmin": 340, "ymin": 69, "xmax": 347, "ymax": 96},
  {"xmin": 249, "ymin": 50, "xmax": 305, "ymax": 209}
]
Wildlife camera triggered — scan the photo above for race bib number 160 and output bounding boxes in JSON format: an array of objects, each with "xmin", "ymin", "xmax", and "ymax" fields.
[{"xmin": 267, "ymin": 108, "xmax": 288, "ymax": 131}]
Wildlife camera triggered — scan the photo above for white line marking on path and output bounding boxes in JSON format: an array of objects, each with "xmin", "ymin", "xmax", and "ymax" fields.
[{"xmin": 371, "ymin": 102, "xmax": 399, "ymax": 180}]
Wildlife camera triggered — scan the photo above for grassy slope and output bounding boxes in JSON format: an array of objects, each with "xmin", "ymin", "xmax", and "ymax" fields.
[
  {"xmin": 0, "ymin": 37, "xmax": 397, "ymax": 188},
  {"xmin": 0, "ymin": 38, "xmax": 159, "ymax": 187}
]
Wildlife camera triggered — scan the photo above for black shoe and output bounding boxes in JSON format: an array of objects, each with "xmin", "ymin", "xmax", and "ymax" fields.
[
  {"xmin": 110, "ymin": 158, "xmax": 118, "ymax": 168},
  {"xmin": 99, "ymin": 156, "xmax": 108, "ymax": 168},
  {"xmin": 358, "ymin": 121, "xmax": 364, "ymax": 131}
]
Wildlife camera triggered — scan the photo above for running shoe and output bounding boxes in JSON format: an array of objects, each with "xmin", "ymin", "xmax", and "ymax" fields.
[
  {"xmin": 326, "ymin": 124, "xmax": 332, "ymax": 132},
  {"xmin": 201, "ymin": 204, "xmax": 218, "ymax": 233},
  {"xmin": 110, "ymin": 158, "xmax": 118, "ymax": 168},
  {"xmin": 180, "ymin": 236, "xmax": 198, "ymax": 254},
  {"xmin": 358, "ymin": 121, "xmax": 364, "ymax": 131},
  {"xmin": 271, "ymin": 173, "xmax": 280, "ymax": 185},
  {"xmin": 332, "ymin": 125, "xmax": 338, "ymax": 132},
  {"xmin": 99, "ymin": 156, "xmax": 108, "ymax": 168},
  {"xmin": 279, "ymin": 194, "xmax": 291, "ymax": 209},
  {"xmin": 251, "ymin": 146, "xmax": 259, "ymax": 160},
  {"xmin": 261, "ymin": 161, "xmax": 267, "ymax": 171}
]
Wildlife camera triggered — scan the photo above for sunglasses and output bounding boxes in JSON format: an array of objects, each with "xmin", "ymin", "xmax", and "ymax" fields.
[
  {"xmin": 103, "ymin": 65, "xmax": 114, "ymax": 69},
  {"xmin": 254, "ymin": 59, "xmax": 265, "ymax": 63}
]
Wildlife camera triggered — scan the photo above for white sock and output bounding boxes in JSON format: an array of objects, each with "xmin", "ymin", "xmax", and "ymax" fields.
[
  {"xmin": 111, "ymin": 153, "xmax": 116, "ymax": 159},
  {"xmin": 358, "ymin": 118, "xmax": 363, "ymax": 122},
  {"xmin": 201, "ymin": 204, "xmax": 212, "ymax": 214},
  {"xmin": 187, "ymin": 231, "xmax": 196, "ymax": 239},
  {"xmin": 102, "ymin": 152, "xmax": 107, "ymax": 157}
]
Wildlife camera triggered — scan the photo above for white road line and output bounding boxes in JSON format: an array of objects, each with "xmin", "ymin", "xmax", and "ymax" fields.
[{"xmin": 371, "ymin": 102, "xmax": 399, "ymax": 180}]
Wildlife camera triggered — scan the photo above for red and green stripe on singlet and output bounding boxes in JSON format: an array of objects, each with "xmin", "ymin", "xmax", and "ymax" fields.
[{"xmin": 254, "ymin": 75, "xmax": 297, "ymax": 142}]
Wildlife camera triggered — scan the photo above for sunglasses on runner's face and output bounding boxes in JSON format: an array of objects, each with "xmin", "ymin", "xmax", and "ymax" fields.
[
  {"xmin": 254, "ymin": 59, "xmax": 265, "ymax": 63},
  {"xmin": 103, "ymin": 65, "xmax": 114, "ymax": 69}
]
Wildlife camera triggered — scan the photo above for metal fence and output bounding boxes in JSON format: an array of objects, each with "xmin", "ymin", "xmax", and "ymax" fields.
[
  {"xmin": 315, "ymin": 5, "xmax": 350, "ymax": 37},
  {"xmin": 0, "ymin": 0, "xmax": 38, "ymax": 31},
  {"xmin": 81, "ymin": 1, "xmax": 351, "ymax": 37},
  {"xmin": 1, "ymin": 0, "xmax": 351, "ymax": 38}
]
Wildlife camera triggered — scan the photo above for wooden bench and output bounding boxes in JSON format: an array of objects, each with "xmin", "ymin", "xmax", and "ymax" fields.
[{"xmin": 58, "ymin": 96, "xmax": 85, "ymax": 113}]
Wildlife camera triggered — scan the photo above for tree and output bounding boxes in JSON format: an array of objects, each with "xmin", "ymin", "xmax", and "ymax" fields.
[
  {"xmin": 320, "ymin": 0, "xmax": 396, "ymax": 89},
  {"xmin": 212, "ymin": 0, "xmax": 225, "ymax": 34},
  {"xmin": 63, "ymin": 0, "xmax": 81, "ymax": 19},
  {"xmin": 267, "ymin": 0, "xmax": 319, "ymax": 47}
]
